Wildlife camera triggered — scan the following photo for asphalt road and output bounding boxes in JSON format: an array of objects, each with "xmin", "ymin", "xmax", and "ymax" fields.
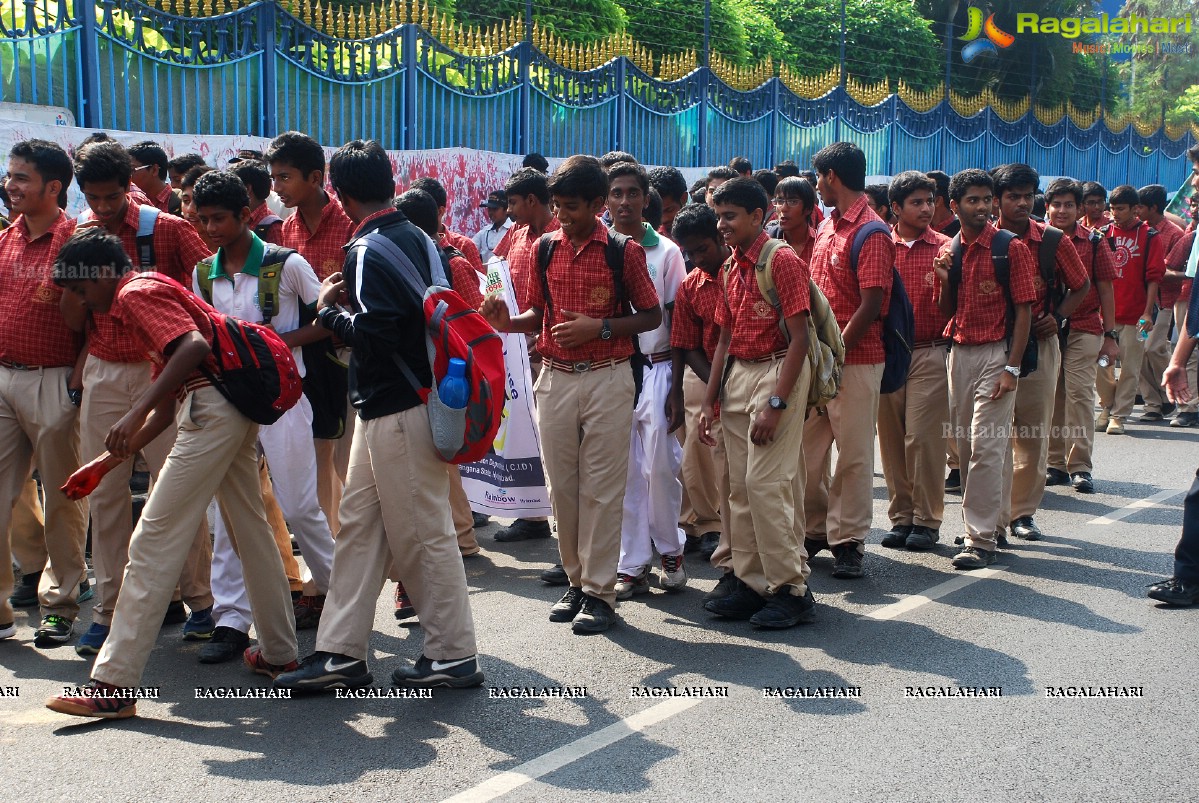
[{"xmin": 2, "ymin": 412, "xmax": 1196, "ymax": 802}]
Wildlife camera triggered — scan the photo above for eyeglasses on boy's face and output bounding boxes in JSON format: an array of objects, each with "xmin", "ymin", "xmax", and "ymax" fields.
[{"xmin": 771, "ymin": 197, "xmax": 805, "ymax": 207}]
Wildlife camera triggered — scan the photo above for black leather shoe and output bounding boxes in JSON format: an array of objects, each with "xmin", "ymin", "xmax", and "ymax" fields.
[
  {"xmin": 549, "ymin": 587, "xmax": 585, "ymax": 622},
  {"xmin": 804, "ymin": 536, "xmax": 829, "ymax": 559},
  {"xmin": 495, "ymin": 519, "xmax": 552, "ymax": 542},
  {"xmin": 198, "ymin": 626, "xmax": 250, "ymax": 664},
  {"xmin": 749, "ymin": 586, "xmax": 817, "ymax": 628},
  {"xmin": 9, "ymin": 570, "xmax": 41, "ymax": 607},
  {"xmin": 905, "ymin": 525, "xmax": 939, "ymax": 551},
  {"xmin": 1147, "ymin": 577, "xmax": 1199, "ymax": 606},
  {"xmin": 697, "ymin": 531, "xmax": 721, "ymax": 561},
  {"xmin": 831, "ymin": 544, "xmax": 865, "ymax": 578},
  {"xmin": 540, "ymin": 563, "xmax": 569, "ymax": 585},
  {"xmin": 1070, "ymin": 472, "xmax": 1094, "ymax": 494},
  {"xmin": 571, "ymin": 595, "xmax": 618, "ymax": 634},
  {"xmin": 881, "ymin": 524, "xmax": 913, "ymax": 548},
  {"xmin": 1045, "ymin": 467, "xmax": 1070, "ymax": 486},
  {"xmin": 704, "ymin": 579, "xmax": 766, "ymax": 619},
  {"xmin": 471, "ymin": 511, "xmax": 491, "ymax": 528},
  {"xmin": 945, "ymin": 469, "xmax": 962, "ymax": 493},
  {"xmin": 162, "ymin": 600, "xmax": 188, "ymax": 626},
  {"xmin": 1010, "ymin": 516, "xmax": 1043, "ymax": 541},
  {"xmin": 704, "ymin": 571, "xmax": 739, "ymax": 602}
]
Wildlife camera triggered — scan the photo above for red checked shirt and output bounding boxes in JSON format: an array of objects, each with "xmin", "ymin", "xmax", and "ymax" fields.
[
  {"xmin": 715, "ymin": 231, "xmax": 810, "ymax": 360},
  {"xmin": 670, "ymin": 266, "xmax": 723, "ymax": 363},
  {"xmin": 525, "ymin": 222, "xmax": 659, "ymax": 363},
  {"xmin": 936, "ymin": 221, "xmax": 1038, "ymax": 346},
  {"xmin": 1105, "ymin": 221, "xmax": 1166, "ymax": 325},
  {"xmin": 447, "ymin": 252, "xmax": 484, "ymax": 309},
  {"xmin": 249, "ymin": 203, "xmax": 284, "ymax": 245},
  {"xmin": 504, "ymin": 218, "xmax": 561, "ymax": 311},
  {"xmin": 893, "ymin": 226, "xmax": 950, "ymax": 344},
  {"xmin": 810, "ymin": 194, "xmax": 895, "ymax": 365},
  {"xmin": 1167, "ymin": 229, "xmax": 1196, "ymax": 306},
  {"xmin": 1005, "ymin": 218, "xmax": 1089, "ymax": 321},
  {"xmin": 109, "ymin": 273, "xmax": 218, "ymax": 392},
  {"xmin": 0, "ymin": 211, "xmax": 81, "ymax": 367},
  {"xmin": 1066, "ymin": 222, "xmax": 1118, "ymax": 335},
  {"xmin": 89, "ymin": 203, "xmax": 213, "ymax": 364},
  {"xmin": 151, "ymin": 184, "xmax": 177, "ymax": 214},
  {"xmin": 279, "ymin": 195, "xmax": 356, "ymax": 280},
  {"xmin": 440, "ymin": 227, "xmax": 484, "ymax": 274},
  {"xmin": 1152, "ymin": 219, "xmax": 1185, "ymax": 307}
]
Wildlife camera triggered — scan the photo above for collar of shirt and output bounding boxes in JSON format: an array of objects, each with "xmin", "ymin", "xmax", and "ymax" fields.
[
  {"xmin": 351, "ymin": 207, "xmax": 401, "ymax": 240},
  {"xmin": 639, "ymin": 222, "xmax": 659, "ymax": 249},
  {"xmin": 1068, "ymin": 222, "xmax": 1093, "ymax": 242},
  {"xmin": 732, "ymin": 229, "xmax": 771, "ymax": 270},
  {"xmin": 297, "ymin": 194, "xmax": 348, "ymax": 237},
  {"xmin": 491, "ymin": 219, "xmax": 513, "ymax": 233},
  {"xmin": 894, "ymin": 225, "xmax": 942, "ymax": 248},
  {"xmin": 114, "ymin": 199, "xmax": 146, "ymax": 234},
  {"xmin": 961, "ymin": 221, "xmax": 998, "ymax": 252},
  {"xmin": 829, "ymin": 194, "xmax": 872, "ymax": 230},
  {"xmin": 14, "ymin": 209, "xmax": 71, "ymax": 243},
  {"xmin": 550, "ymin": 219, "xmax": 608, "ymax": 251},
  {"xmin": 249, "ymin": 204, "xmax": 274, "ymax": 226},
  {"xmin": 1001, "ymin": 217, "xmax": 1045, "ymax": 244},
  {"xmin": 209, "ymin": 232, "xmax": 265, "ymax": 281},
  {"xmin": 154, "ymin": 184, "xmax": 174, "ymax": 209}
]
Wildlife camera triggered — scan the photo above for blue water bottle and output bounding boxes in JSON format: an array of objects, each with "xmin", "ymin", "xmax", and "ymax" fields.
[{"xmin": 438, "ymin": 357, "xmax": 470, "ymax": 409}]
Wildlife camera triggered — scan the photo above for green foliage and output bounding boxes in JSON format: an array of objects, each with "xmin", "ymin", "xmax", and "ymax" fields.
[
  {"xmin": 1115, "ymin": 0, "xmax": 1199, "ymax": 125},
  {"xmin": 456, "ymin": 0, "xmax": 626, "ymax": 44},
  {"xmin": 617, "ymin": 0, "xmax": 747, "ymax": 64},
  {"xmin": 728, "ymin": 0, "xmax": 790, "ymax": 65}
]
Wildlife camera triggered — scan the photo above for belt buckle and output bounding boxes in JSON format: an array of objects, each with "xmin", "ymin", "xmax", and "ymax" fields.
[{"xmin": 573, "ymin": 360, "xmax": 591, "ymax": 373}]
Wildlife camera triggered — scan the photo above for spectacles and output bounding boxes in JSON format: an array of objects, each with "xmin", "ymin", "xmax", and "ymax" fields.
[
  {"xmin": 132, "ymin": 164, "xmax": 156, "ymax": 172},
  {"xmin": 771, "ymin": 198, "xmax": 805, "ymax": 208}
]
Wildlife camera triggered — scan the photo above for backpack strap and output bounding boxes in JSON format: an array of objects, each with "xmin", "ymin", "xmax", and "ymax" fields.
[
  {"xmin": 849, "ymin": 220, "xmax": 893, "ymax": 273},
  {"xmin": 535, "ymin": 233, "xmax": 558, "ymax": 319},
  {"xmin": 1089, "ymin": 230, "xmax": 1102, "ymax": 274},
  {"xmin": 604, "ymin": 230, "xmax": 633, "ymax": 313},
  {"xmin": 195, "ymin": 257, "xmax": 216, "ymax": 304},
  {"xmin": 257, "ymin": 245, "xmax": 296, "ymax": 325},
  {"xmin": 751, "ymin": 239, "xmax": 788, "ymax": 343},
  {"xmin": 991, "ymin": 229, "xmax": 1018, "ymax": 341},
  {"xmin": 135, "ymin": 205, "xmax": 159, "ymax": 270},
  {"xmin": 1039, "ymin": 225, "xmax": 1064, "ymax": 314}
]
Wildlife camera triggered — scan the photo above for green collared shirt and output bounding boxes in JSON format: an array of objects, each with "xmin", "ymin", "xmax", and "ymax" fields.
[{"xmin": 209, "ymin": 232, "xmax": 265, "ymax": 281}]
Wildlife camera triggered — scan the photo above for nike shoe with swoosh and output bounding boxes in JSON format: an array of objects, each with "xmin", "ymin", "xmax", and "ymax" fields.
[
  {"xmin": 273, "ymin": 651, "xmax": 374, "ymax": 692},
  {"xmin": 391, "ymin": 654, "xmax": 485, "ymax": 688}
]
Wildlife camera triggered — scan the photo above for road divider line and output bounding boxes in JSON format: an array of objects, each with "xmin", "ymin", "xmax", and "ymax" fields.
[
  {"xmin": 1088, "ymin": 488, "xmax": 1183, "ymax": 525},
  {"xmin": 439, "ymin": 697, "xmax": 702, "ymax": 803},
  {"xmin": 863, "ymin": 566, "xmax": 1008, "ymax": 621}
]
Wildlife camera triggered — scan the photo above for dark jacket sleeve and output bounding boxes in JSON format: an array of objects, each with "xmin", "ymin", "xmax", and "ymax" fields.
[{"xmin": 318, "ymin": 243, "xmax": 420, "ymax": 358}]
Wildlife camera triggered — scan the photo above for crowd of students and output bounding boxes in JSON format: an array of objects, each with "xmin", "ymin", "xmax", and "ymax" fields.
[{"xmin": 0, "ymin": 130, "xmax": 1196, "ymax": 721}]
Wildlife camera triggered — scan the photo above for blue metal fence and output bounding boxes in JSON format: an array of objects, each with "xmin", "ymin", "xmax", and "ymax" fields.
[{"xmin": 2, "ymin": 0, "xmax": 1194, "ymax": 183}]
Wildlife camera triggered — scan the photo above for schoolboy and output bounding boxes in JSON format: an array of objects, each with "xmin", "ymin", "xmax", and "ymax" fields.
[
  {"xmin": 648, "ymin": 166, "xmax": 690, "ymax": 238},
  {"xmin": 877, "ymin": 171, "xmax": 951, "ymax": 551},
  {"xmin": 167, "ymin": 153, "xmax": 205, "ymax": 190},
  {"xmin": 127, "ymin": 140, "xmax": 182, "ymax": 216},
  {"xmin": 769, "ymin": 176, "xmax": 817, "ymax": 266},
  {"xmin": 698, "ymin": 177, "xmax": 816, "ymax": 627},
  {"xmin": 230, "ymin": 160, "xmax": 284, "ymax": 244},
  {"xmin": 47, "ymin": 228, "xmax": 298, "ymax": 718},
  {"xmin": 607, "ymin": 162, "xmax": 688, "ymax": 598},
  {"xmin": 1165, "ymin": 198, "xmax": 1199, "ymax": 429},
  {"xmin": 480, "ymin": 155, "xmax": 661, "ymax": 634},
  {"xmin": 704, "ymin": 166, "xmax": 739, "ymax": 207},
  {"xmin": 1135, "ymin": 184, "xmax": 1186, "ymax": 422},
  {"xmin": 1081, "ymin": 182, "xmax": 1112, "ymax": 230},
  {"xmin": 932, "ymin": 170, "xmax": 1036, "ymax": 569}
]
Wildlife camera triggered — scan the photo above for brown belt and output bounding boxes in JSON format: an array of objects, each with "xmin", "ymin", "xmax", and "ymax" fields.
[
  {"xmin": 913, "ymin": 339, "xmax": 949, "ymax": 349},
  {"xmin": 0, "ymin": 360, "xmax": 55, "ymax": 371},
  {"xmin": 738, "ymin": 349, "xmax": 789, "ymax": 364},
  {"xmin": 546, "ymin": 356, "xmax": 631, "ymax": 373},
  {"xmin": 648, "ymin": 351, "xmax": 672, "ymax": 364}
]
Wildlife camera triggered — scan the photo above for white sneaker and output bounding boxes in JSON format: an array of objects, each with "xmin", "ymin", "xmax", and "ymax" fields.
[
  {"xmin": 614, "ymin": 567, "xmax": 650, "ymax": 600},
  {"xmin": 660, "ymin": 553, "xmax": 688, "ymax": 592}
]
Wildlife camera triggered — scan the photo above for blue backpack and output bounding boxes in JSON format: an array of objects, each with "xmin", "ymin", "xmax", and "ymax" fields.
[{"xmin": 848, "ymin": 220, "xmax": 914, "ymax": 394}]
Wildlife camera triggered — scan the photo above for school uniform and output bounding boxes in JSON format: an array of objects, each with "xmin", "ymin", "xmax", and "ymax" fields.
[
  {"xmin": 1138, "ymin": 219, "xmax": 1185, "ymax": 415},
  {"xmin": 1167, "ymin": 230, "xmax": 1199, "ymax": 417}
]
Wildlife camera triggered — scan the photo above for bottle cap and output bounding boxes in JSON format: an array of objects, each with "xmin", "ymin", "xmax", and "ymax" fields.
[{"xmin": 447, "ymin": 357, "xmax": 467, "ymax": 377}]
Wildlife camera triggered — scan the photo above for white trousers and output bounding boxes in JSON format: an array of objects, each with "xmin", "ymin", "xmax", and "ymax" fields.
[{"xmin": 619, "ymin": 360, "xmax": 686, "ymax": 573}]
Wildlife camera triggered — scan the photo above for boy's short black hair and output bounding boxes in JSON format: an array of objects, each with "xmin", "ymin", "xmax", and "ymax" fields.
[
  {"xmin": 229, "ymin": 160, "xmax": 272, "ymax": 205},
  {"xmin": 127, "ymin": 140, "xmax": 169, "ymax": 179},
  {"xmin": 78, "ymin": 132, "xmax": 113, "ymax": 148},
  {"xmin": 394, "ymin": 188, "xmax": 440, "ymax": 238},
  {"xmin": 522, "ymin": 152, "xmax": 550, "ymax": 173},
  {"xmin": 1187, "ymin": 143, "xmax": 1199, "ymax": 165},
  {"xmin": 798, "ymin": 169, "xmax": 818, "ymax": 187},
  {"xmin": 181, "ymin": 164, "xmax": 214, "ymax": 190},
  {"xmin": 1032, "ymin": 194, "xmax": 1047, "ymax": 218},
  {"xmin": 689, "ymin": 178, "xmax": 708, "ymax": 205},
  {"xmin": 1136, "ymin": 184, "xmax": 1168, "ymax": 214},
  {"xmin": 607, "ymin": 161, "xmax": 649, "ymax": 193},
  {"xmin": 710, "ymin": 176, "xmax": 769, "ymax": 216},
  {"xmin": 11, "ymin": 139, "xmax": 74, "ymax": 194},
  {"xmin": 752, "ymin": 169, "xmax": 779, "ymax": 197},
  {"xmin": 410, "ymin": 176, "xmax": 447, "ymax": 210},
  {"xmin": 774, "ymin": 160, "xmax": 800, "ymax": 178},
  {"xmin": 992, "ymin": 163, "xmax": 1040, "ymax": 197},
  {"xmin": 812, "ymin": 142, "xmax": 866, "ymax": 192},
  {"xmin": 926, "ymin": 170, "xmax": 951, "ymax": 203},
  {"xmin": 599, "ymin": 150, "xmax": 637, "ymax": 169},
  {"xmin": 1108, "ymin": 184, "xmax": 1139, "ymax": 207},
  {"xmin": 706, "ymin": 165, "xmax": 738, "ymax": 185},
  {"xmin": 505, "ymin": 167, "xmax": 550, "ymax": 205},
  {"xmin": 168, "ymin": 153, "xmax": 206, "ymax": 175},
  {"xmin": 547, "ymin": 155, "xmax": 608, "ymax": 202},
  {"xmin": 74, "ymin": 141, "xmax": 133, "ymax": 189},
  {"xmin": 864, "ymin": 184, "xmax": 890, "ymax": 211},
  {"xmin": 53, "ymin": 227, "xmax": 132, "ymax": 283},
  {"xmin": 948, "ymin": 169, "xmax": 994, "ymax": 203},
  {"xmin": 647, "ymin": 166, "xmax": 688, "ymax": 203},
  {"xmin": 645, "ymin": 188, "xmax": 663, "ymax": 231},
  {"xmin": 775, "ymin": 176, "xmax": 816, "ymax": 210},
  {"xmin": 671, "ymin": 202, "xmax": 720, "ymax": 243},
  {"xmin": 192, "ymin": 170, "xmax": 250, "ymax": 214},
  {"xmin": 1081, "ymin": 181, "xmax": 1107, "ymax": 201},
  {"xmin": 1044, "ymin": 178, "xmax": 1083, "ymax": 206},
  {"xmin": 265, "ymin": 131, "xmax": 327, "ymax": 178},
  {"xmin": 888, "ymin": 170, "xmax": 937, "ymax": 207},
  {"xmin": 328, "ymin": 140, "xmax": 395, "ymax": 205},
  {"xmin": 729, "ymin": 156, "xmax": 752, "ymax": 175}
]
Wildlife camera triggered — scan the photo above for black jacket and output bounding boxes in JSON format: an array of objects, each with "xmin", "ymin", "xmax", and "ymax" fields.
[{"xmin": 318, "ymin": 209, "xmax": 435, "ymax": 420}]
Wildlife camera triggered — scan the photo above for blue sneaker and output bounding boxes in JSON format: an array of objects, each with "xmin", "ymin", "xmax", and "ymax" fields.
[
  {"xmin": 75, "ymin": 623, "xmax": 110, "ymax": 656},
  {"xmin": 182, "ymin": 606, "xmax": 215, "ymax": 641}
]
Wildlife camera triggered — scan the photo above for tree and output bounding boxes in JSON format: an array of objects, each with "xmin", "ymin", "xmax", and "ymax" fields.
[
  {"xmin": 456, "ymin": 0, "xmax": 626, "ymax": 44},
  {"xmin": 1116, "ymin": 0, "xmax": 1199, "ymax": 126}
]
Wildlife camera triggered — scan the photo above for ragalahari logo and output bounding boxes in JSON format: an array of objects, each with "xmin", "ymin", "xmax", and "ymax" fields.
[{"xmin": 961, "ymin": 7, "xmax": 1015, "ymax": 63}]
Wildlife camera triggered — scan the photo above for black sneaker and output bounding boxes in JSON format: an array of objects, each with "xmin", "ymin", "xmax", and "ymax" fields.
[
  {"xmin": 1147, "ymin": 577, "xmax": 1199, "ymax": 606},
  {"xmin": 571, "ymin": 595, "xmax": 618, "ymax": 634},
  {"xmin": 9, "ymin": 570, "xmax": 40, "ymax": 607},
  {"xmin": 804, "ymin": 536, "xmax": 829, "ymax": 559},
  {"xmin": 392, "ymin": 654, "xmax": 484, "ymax": 688},
  {"xmin": 540, "ymin": 564, "xmax": 569, "ymax": 585},
  {"xmin": 162, "ymin": 600, "xmax": 188, "ymax": 626},
  {"xmin": 995, "ymin": 528, "xmax": 1010, "ymax": 549},
  {"xmin": 905, "ymin": 525, "xmax": 940, "ymax": 551},
  {"xmin": 494, "ymin": 519, "xmax": 551, "ymax": 542},
  {"xmin": 945, "ymin": 469, "xmax": 962, "ymax": 493},
  {"xmin": 831, "ymin": 544, "xmax": 865, "ymax": 579},
  {"xmin": 274, "ymin": 651, "xmax": 373, "ymax": 692},
  {"xmin": 198, "ymin": 626, "xmax": 251, "ymax": 664},
  {"xmin": 704, "ymin": 579, "xmax": 766, "ymax": 619},
  {"xmin": 471, "ymin": 511, "xmax": 491, "ymax": 528},
  {"xmin": 1170, "ymin": 412, "xmax": 1199, "ymax": 428},
  {"xmin": 1138, "ymin": 410, "xmax": 1164, "ymax": 422},
  {"xmin": 1045, "ymin": 467, "xmax": 1070, "ymax": 486},
  {"xmin": 881, "ymin": 524, "xmax": 913, "ymax": 548},
  {"xmin": 697, "ymin": 531, "xmax": 720, "ymax": 561},
  {"xmin": 1010, "ymin": 516, "xmax": 1043, "ymax": 541},
  {"xmin": 683, "ymin": 534, "xmax": 701, "ymax": 554},
  {"xmin": 549, "ymin": 587, "xmax": 585, "ymax": 622},
  {"xmin": 704, "ymin": 571, "xmax": 739, "ymax": 602},
  {"xmin": 1070, "ymin": 472, "xmax": 1094, "ymax": 494},
  {"xmin": 34, "ymin": 614, "xmax": 74, "ymax": 646},
  {"xmin": 750, "ymin": 586, "xmax": 817, "ymax": 628}
]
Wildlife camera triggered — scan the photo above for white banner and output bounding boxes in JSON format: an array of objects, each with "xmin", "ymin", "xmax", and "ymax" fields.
[{"xmin": 459, "ymin": 256, "xmax": 552, "ymax": 519}]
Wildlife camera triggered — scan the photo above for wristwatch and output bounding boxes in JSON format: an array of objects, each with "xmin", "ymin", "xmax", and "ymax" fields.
[
  {"xmin": 1103, "ymin": 329, "xmax": 1119, "ymax": 340},
  {"xmin": 768, "ymin": 395, "xmax": 788, "ymax": 410},
  {"xmin": 1002, "ymin": 365, "xmax": 1021, "ymax": 378},
  {"xmin": 599, "ymin": 319, "xmax": 612, "ymax": 340}
]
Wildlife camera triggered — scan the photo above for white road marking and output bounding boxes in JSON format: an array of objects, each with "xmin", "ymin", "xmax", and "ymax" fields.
[
  {"xmin": 864, "ymin": 566, "xmax": 1008, "ymax": 621},
  {"xmin": 1087, "ymin": 488, "xmax": 1184, "ymax": 525}
]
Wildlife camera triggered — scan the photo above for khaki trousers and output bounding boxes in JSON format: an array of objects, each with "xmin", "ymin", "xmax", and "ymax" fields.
[
  {"xmin": 804, "ymin": 362, "xmax": 885, "ymax": 548},
  {"xmin": 948, "ymin": 342, "xmax": 1015, "ymax": 550},
  {"xmin": 316, "ymin": 405, "xmax": 477, "ymax": 661},
  {"xmin": 316, "ymin": 390, "xmax": 357, "ymax": 536},
  {"xmin": 93, "ymin": 388, "xmax": 296, "ymax": 687},
  {"xmin": 10, "ymin": 477, "xmax": 46, "ymax": 574},
  {"xmin": 0, "ymin": 365, "xmax": 86, "ymax": 625},
  {"xmin": 1049, "ymin": 331, "xmax": 1102, "ymax": 474},
  {"xmin": 680, "ymin": 369, "xmax": 723, "ymax": 538},
  {"xmin": 448, "ymin": 466, "xmax": 479, "ymax": 555},
  {"xmin": 1007, "ymin": 335, "xmax": 1062, "ymax": 522},
  {"xmin": 877, "ymin": 346, "xmax": 950, "ymax": 530},
  {"xmin": 1173, "ymin": 298, "xmax": 1199, "ymax": 414},
  {"xmin": 81, "ymin": 357, "xmax": 212, "ymax": 626},
  {"xmin": 536, "ymin": 364, "xmax": 634, "ymax": 606},
  {"xmin": 260, "ymin": 462, "xmax": 304, "ymax": 592},
  {"xmin": 1139, "ymin": 307, "xmax": 1174, "ymax": 413},
  {"xmin": 1096, "ymin": 324, "xmax": 1147, "ymax": 419},
  {"xmin": 722, "ymin": 357, "xmax": 811, "ymax": 596}
]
